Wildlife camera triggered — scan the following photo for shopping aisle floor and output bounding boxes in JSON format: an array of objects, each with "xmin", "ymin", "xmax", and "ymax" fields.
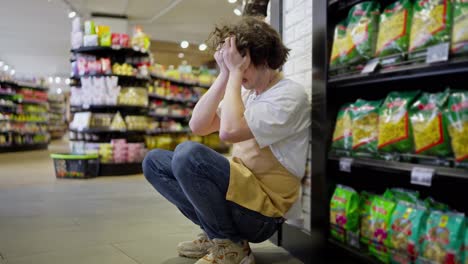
[{"xmin": 0, "ymin": 140, "xmax": 302, "ymax": 264}]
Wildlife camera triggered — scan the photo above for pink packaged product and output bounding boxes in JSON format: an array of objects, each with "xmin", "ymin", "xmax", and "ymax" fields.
[
  {"xmin": 120, "ymin": 34, "xmax": 130, "ymax": 47},
  {"xmin": 111, "ymin": 139, "xmax": 126, "ymax": 145},
  {"xmin": 111, "ymin": 33, "xmax": 120, "ymax": 48}
]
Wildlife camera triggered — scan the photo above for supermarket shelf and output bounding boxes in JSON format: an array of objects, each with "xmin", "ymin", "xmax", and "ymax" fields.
[
  {"xmin": 71, "ymin": 46, "xmax": 149, "ymax": 57},
  {"xmin": 328, "ymin": 155, "xmax": 468, "ymax": 180},
  {"xmin": 71, "ymin": 74, "xmax": 150, "ymax": 83},
  {"xmin": 0, "ymin": 91, "xmax": 16, "ymax": 96},
  {"xmin": 328, "ymin": 59, "xmax": 468, "ymax": 88},
  {"xmin": 148, "ymin": 112, "xmax": 189, "ymax": 120},
  {"xmin": 69, "ymin": 128, "xmax": 147, "ymax": 134},
  {"xmin": 328, "ymin": 239, "xmax": 379, "ymax": 264},
  {"xmin": 146, "ymin": 129, "xmax": 191, "ymax": 135},
  {"xmin": 0, "ymin": 131, "xmax": 50, "ymax": 135},
  {"xmin": 99, "ymin": 162, "xmax": 142, "ymax": 176},
  {"xmin": 0, "ymin": 120, "xmax": 49, "ymax": 124},
  {"xmin": 70, "ymin": 104, "xmax": 148, "ymax": 114},
  {"xmin": 150, "ymin": 73, "xmax": 212, "ymax": 88},
  {"xmin": 148, "ymin": 93, "xmax": 197, "ymax": 104},
  {"xmin": 18, "ymin": 99, "xmax": 49, "ymax": 105},
  {"xmin": 0, "ymin": 143, "xmax": 48, "ymax": 153}
]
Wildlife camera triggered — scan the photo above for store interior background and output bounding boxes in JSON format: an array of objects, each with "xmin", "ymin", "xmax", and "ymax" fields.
[{"xmin": 0, "ymin": 0, "xmax": 312, "ymax": 263}]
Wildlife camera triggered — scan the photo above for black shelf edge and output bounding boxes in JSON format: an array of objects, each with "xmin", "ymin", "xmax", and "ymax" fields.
[
  {"xmin": 148, "ymin": 113, "xmax": 190, "ymax": 120},
  {"xmin": 328, "ymin": 59, "xmax": 468, "ymax": 88},
  {"xmin": 148, "ymin": 93, "xmax": 198, "ymax": 104},
  {"xmin": 71, "ymin": 46, "xmax": 149, "ymax": 57},
  {"xmin": 145, "ymin": 129, "xmax": 191, "ymax": 135},
  {"xmin": 99, "ymin": 162, "xmax": 142, "ymax": 176},
  {"xmin": 328, "ymin": 155, "xmax": 468, "ymax": 180},
  {"xmin": 0, "ymin": 143, "xmax": 49, "ymax": 153},
  {"xmin": 328, "ymin": 239, "xmax": 380, "ymax": 264},
  {"xmin": 69, "ymin": 128, "xmax": 147, "ymax": 134},
  {"xmin": 0, "ymin": 120, "xmax": 49, "ymax": 125},
  {"xmin": 70, "ymin": 104, "xmax": 148, "ymax": 113},
  {"xmin": 150, "ymin": 73, "xmax": 212, "ymax": 88}
]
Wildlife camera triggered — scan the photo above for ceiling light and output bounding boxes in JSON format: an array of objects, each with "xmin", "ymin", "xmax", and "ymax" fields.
[
  {"xmin": 182, "ymin": 60, "xmax": 188, "ymax": 65},
  {"xmin": 57, "ymin": 88, "xmax": 62, "ymax": 94},
  {"xmin": 48, "ymin": 77, "xmax": 54, "ymax": 83},
  {"xmin": 10, "ymin": 69, "xmax": 15, "ymax": 75},
  {"xmin": 0, "ymin": 61, "xmax": 3, "ymax": 67},
  {"xmin": 3, "ymin": 65, "xmax": 9, "ymax": 71},
  {"xmin": 234, "ymin": 7, "xmax": 242, "ymax": 16},
  {"xmin": 55, "ymin": 77, "xmax": 61, "ymax": 84},
  {"xmin": 68, "ymin": 11, "xmax": 76, "ymax": 18},
  {"xmin": 65, "ymin": 78, "xmax": 71, "ymax": 85},
  {"xmin": 180, "ymin": 41, "xmax": 189, "ymax": 49},
  {"xmin": 228, "ymin": 0, "xmax": 237, "ymax": 3},
  {"xmin": 178, "ymin": 53, "xmax": 185, "ymax": 59},
  {"xmin": 199, "ymin": 43, "xmax": 207, "ymax": 51}
]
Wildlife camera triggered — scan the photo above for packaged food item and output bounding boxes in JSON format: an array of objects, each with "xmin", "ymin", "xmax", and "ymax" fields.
[
  {"xmin": 451, "ymin": 0, "xmax": 468, "ymax": 55},
  {"xmin": 368, "ymin": 196, "xmax": 397, "ymax": 263},
  {"xmin": 84, "ymin": 20, "xmax": 96, "ymax": 35},
  {"xmin": 409, "ymin": 0, "xmax": 453, "ymax": 54},
  {"xmin": 386, "ymin": 201, "xmax": 428, "ymax": 263},
  {"xmin": 350, "ymin": 99, "xmax": 382, "ymax": 155},
  {"xmin": 332, "ymin": 103, "xmax": 353, "ymax": 151},
  {"xmin": 378, "ymin": 91, "xmax": 420, "ymax": 153},
  {"xmin": 418, "ymin": 211, "xmax": 465, "ymax": 264},
  {"xmin": 424, "ymin": 197, "xmax": 450, "ymax": 211},
  {"xmin": 330, "ymin": 21, "xmax": 352, "ymax": 67},
  {"xmin": 359, "ymin": 191, "xmax": 375, "ymax": 245},
  {"xmin": 110, "ymin": 112, "xmax": 126, "ymax": 130},
  {"xmin": 410, "ymin": 89, "xmax": 452, "ymax": 156},
  {"xmin": 375, "ymin": 0, "xmax": 413, "ymax": 57},
  {"xmin": 111, "ymin": 33, "xmax": 121, "ymax": 48},
  {"xmin": 346, "ymin": 1, "xmax": 380, "ymax": 65},
  {"xmin": 383, "ymin": 188, "xmax": 420, "ymax": 204},
  {"xmin": 84, "ymin": 35, "xmax": 98, "ymax": 47},
  {"xmin": 445, "ymin": 91, "xmax": 468, "ymax": 164},
  {"xmin": 464, "ymin": 225, "xmax": 468, "ymax": 264},
  {"xmin": 100, "ymin": 32, "xmax": 111, "ymax": 47},
  {"xmin": 120, "ymin": 33, "xmax": 130, "ymax": 48},
  {"xmin": 330, "ymin": 185, "xmax": 360, "ymax": 243}
]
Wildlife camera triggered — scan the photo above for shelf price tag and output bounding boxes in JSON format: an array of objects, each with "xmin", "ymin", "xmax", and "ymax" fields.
[
  {"xmin": 361, "ymin": 58, "xmax": 380, "ymax": 74},
  {"xmin": 426, "ymin": 43, "xmax": 449, "ymax": 64},
  {"xmin": 411, "ymin": 167, "xmax": 435, "ymax": 187},
  {"xmin": 339, "ymin": 158, "xmax": 353, "ymax": 173}
]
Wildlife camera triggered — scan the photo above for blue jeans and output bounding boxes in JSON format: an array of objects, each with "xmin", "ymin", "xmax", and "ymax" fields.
[{"xmin": 142, "ymin": 141, "xmax": 282, "ymax": 243}]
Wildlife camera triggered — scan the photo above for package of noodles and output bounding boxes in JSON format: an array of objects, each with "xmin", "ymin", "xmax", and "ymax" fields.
[
  {"xmin": 451, "ymin": 0, "xmax": 468, "ymax": 55},
  {"xmin": 350, "ymin": 99, "xmax": 382, "ymax": 155},
  {"xmin": 332, "ymin": 103, "xmax": 353, "ymax": 151},
  {"xmin": 330, "ymin": 21, "xmax": 353, "ymax": 68},
  {"xmin": 409, "ymin": 89, "xmax": 452, "ymax": 156},
  {"xmin": 346, "ymin": 1, "xmax": 380, "ymax": 65},
  {"xmin": 378, "ymin": 91, "xmax": 420, "ymax": 153},
  {"xmin": 375, "ymin": 0, "xmax": 413, "ymax": 58},
  {"xmin": 445, "ymin": 91, "xmax": 468, "ymax": 164},
  {"xmin": 409, "ymin": 0, "xmax": 453, "ymax": 54}
]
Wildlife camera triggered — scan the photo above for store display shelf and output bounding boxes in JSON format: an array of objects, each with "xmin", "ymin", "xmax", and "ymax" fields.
[
  {"xmin": 18, "ymin": 99, "xmax": 48, "ymax": 105},
  {"xmin": 71, "ymin": 46, "xmax": 149, "ymax": 57},
  {"xmin": 0, "ymin": 91, "xmax": 16, "ymax": 96},
  {"xmin": 70, "ymin": 104, "xmax": 148, "ymax": 114},
  {"xmin": 71, "ymin": 74, "xmax": 150, "ymax": 82},
  {"xmin": 148, "ymin": 112, "xmax": 189, "ymax": 120},
  {"xmin": 328, "ymin": 239, "xmax": 379, "ymax": 264},
  {"xmin": 328, "ymin": 155, "xmax": 468, "ymax": 180},
  {"xmin": 0, "ymin": 143, "xmax": 48, "ymax": 153},
  {"xmin": 16, "ymin": 83, "xmax": 49, "ymax": 91},
  {"xmin": 0, "ymin": 131, "xmax": 49, "ymax": 135},
  {"xmin": 148, "ymin": 93, "xmax": 197, "ymax": 104},
  {"xmin": 328, "ymin": 59, "xmax": 468, "ymax": 88},
  {"xmin": 69, "ymin": 128, "xmax": 147, "ymax": 134},
  {"xmin": 0, "ymin": 120, "xmax": 48, "ymax": 124},
  {"xmin": 99, "ymin": 162, "xmax": 142, "ymax": 176},
  {"xmin": 146, "ymin": 129, "xmax": 191, "ymax": 135},
  {"xmin": 150, "ymin": 73, "xmax": 212, "ymax": 88}
]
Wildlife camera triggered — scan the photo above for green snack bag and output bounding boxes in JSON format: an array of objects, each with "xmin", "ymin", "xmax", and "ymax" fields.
[
  {"xmin": 418, "ymin": 211, "xmax": 465, "ymax": 264},
  {"xmin": 332, "ymin": 103, "xmax": 353, "ymax": 151},
  {"xmin": 346, "ymin": 1, "xmax": 380, "ymax": 65},
  {"xmin": 368, "ymin": 196, "xmax": 397, "ymax": 263},
  {"xmin": 330, "ymin": 21, "xmax": 353, "ymax": 68},
  {"xmin": 410, "ymin": 89, "xmax": 452, "ymax": 156},
  {"xmin": 350, "ymin": 99, "xmax": 382, "ymax": 155},
  {"xmin": 383, "ymin": 188, "xmax": 420, "ymax": 204},
  {"xmin": 409, "ymin": 0, "xmax": 453, "ymax": 54},
  {"xmin": 387, "ymin": 201, "xmax": 429, "ymax": 263},
  {"xmin": 360, "ymin": 191, "xmax": 376, "ymax": 245},
  {"xmin": 330, "ymin": 185, "xmax": 360, "ymax": 243},
  {"xmin": 445, "ymin": 91, "xmax": 468, "ymax": 164},
  {"xmin": 378, "ymin": 91, "xmax": 420, "ymax": 153},
  {"xmin": 451, "ymin": 0, "xmax": 468, "ymax": 55},
  {"xmin": 464, "ymin": 225, "xmax": 467, "ymax": 264},
  {"xmin": 375, "ymin": 0, "xmax": 413, "ymax": 57},
  {"xmin": 424, "ymin": 197, "xmax": 451, "ymax": 211}
]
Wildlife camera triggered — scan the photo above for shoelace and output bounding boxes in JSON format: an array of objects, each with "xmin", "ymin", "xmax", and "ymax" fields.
[{"xmin": 207, "ymin": 243, "xmax": 228, "ymax": 263}]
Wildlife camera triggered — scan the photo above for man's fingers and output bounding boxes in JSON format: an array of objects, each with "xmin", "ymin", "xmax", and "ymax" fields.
[{"xmin": 230, "ymin": 36, "xmax": 236, "ymax": 51}]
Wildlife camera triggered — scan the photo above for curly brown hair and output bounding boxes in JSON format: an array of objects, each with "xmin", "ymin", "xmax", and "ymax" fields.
[{"xmin": 207, "ymin": 16, "xmax": 290, "ymax": 70}]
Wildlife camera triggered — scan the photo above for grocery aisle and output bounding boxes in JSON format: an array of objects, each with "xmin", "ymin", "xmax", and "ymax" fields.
[{"xmin": 0, "ymin": 140, "xmax": 302, "ymax": 264}]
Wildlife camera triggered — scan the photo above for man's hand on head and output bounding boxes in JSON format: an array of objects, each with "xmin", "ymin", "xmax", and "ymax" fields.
[{"xmin": 222, "ymin": 36, "xmax": 251, "ymax": 74}]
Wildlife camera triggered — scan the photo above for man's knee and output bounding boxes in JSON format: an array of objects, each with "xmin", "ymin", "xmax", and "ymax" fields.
[
  {"xmin": 172, "ymin": 141, "xmax": 206, "ymax": 176},
  {"xmin": 142, "ymin": 149, "xmax": 167, "ymax": 180}
]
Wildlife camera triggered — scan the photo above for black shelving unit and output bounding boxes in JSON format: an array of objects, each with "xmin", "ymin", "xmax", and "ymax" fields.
[
  {"xmin": 71, "ymin": 46, "xmax": 149, "ymax": 57},
  {"xmin": 70, "ymin": 104, "xmax": 148, "ymax": 115},
  {"xmin": 0, "ymin": 143, "xmax": 48, "ymax": 153},
  {"xmin": 99, "ymin": 162, "xmax": 144, "ymax": 176}
]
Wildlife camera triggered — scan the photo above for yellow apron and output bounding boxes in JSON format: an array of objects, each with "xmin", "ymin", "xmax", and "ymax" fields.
[{"xmin": 226, "ymin": 138, "xmax": 300, "ymax": 218}]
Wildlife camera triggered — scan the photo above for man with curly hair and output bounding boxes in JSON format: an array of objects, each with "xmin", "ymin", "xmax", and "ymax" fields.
[{"xmin": 143, "ymin": 16, "xmax": 310, "ymax": 264}]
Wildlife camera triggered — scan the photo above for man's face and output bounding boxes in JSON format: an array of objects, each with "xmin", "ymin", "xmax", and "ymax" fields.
[{"xmin": 241, "ymin": 62, "xmax": 258, "ymax": 90}]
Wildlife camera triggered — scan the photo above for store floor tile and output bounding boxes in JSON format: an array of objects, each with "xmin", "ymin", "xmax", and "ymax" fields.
[{"xmin": 0, "ymin": 140, "xmax": 303, "ymax": 264}]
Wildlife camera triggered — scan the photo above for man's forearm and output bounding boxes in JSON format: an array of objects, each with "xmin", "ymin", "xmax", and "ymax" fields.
[{"xmin": 220, "ymin": 71, "xmax": 245, "ymax": 135}]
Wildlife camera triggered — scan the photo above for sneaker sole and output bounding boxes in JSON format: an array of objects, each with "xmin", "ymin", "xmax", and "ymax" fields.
[
  {"xmin": 240, "ymin": 252, "xmax": 256, "ymax": 264},
  {"xmin": 178, "ymin": 251, "xmax": 208, "ymax": 259}
]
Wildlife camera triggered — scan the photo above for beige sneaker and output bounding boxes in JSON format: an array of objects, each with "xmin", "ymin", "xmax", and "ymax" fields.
[
  {"xmin": 194, "ymin": 239, "xmax": 255, "ymax": 264},
  {"xmin": 177, "ymin": 232, "xmax": 213, "ymax": 258}
]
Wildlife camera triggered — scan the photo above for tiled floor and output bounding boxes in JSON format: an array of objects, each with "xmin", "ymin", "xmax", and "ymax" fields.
[{"xmin": 0, "ymin": 140, "xmax": 303, "ymax": 264}]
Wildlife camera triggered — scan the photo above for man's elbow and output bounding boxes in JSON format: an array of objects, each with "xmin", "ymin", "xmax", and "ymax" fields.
[
  {"xmin": 189, "ymin": 121, "xmax": 208, "ymax": 136},
  {"xmin": 219, "ymin": 129, "xmax": 240, "ymax": 143}
]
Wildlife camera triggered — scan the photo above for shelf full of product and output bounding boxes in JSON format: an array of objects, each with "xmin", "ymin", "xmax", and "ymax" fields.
[
  {"xmin": 291, "ymin": 1, "xmax": 468, "ymax": 263},
  {"xmin": 48, "ymin": 94, "xmax": 67, "ymax": 139},
  {"xmin": 0, "ymin": 80, "xmax": 50, "ymax": 151}
]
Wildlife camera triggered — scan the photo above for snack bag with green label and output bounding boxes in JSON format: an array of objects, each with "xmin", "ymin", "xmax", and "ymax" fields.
[
  {"xmin": 445, "ymin": 91, "xmax": 468, "ymax": 164},
  {"xmin": 330, "ymin": 185, "xmax": 360, "ymax": 243},
  {"xmin": 464, "ymin": 225, "xmax": 467, "ymax": 264},
  {"xmin": 368, "ymin": 196, "xmax": 397, "ymax": 263},
  {"xmin": 417, "ymin": 211, "xmax": 465, "ymax": 264},
  {"xmin": 330, "ymin": 21, "xmax": 352, "ymax": 67},
  {"xmin": 410, "ymin": 89, "xmax": 452, "ymax": 157},
  {"xmin": 424, "ymin": 197, "xmax": 451, "ymax": 211},
  {"xmin": 360, "ymin": 191, "xmax": 376, "ymax": 245},
  {"xmin": 451, "ymin": 0, "xmax": 468, "ymax": 55},
  {"xmin": 346, "ymin": 1, "xmax": 380, "ymax": 65},
  {"xmin": 350, "ymin": 99, "xmax": 382, "ymax": 155},
  {"xmin": 375, "ymin": 0, "xmax": 413, "ymax": 57},
  {"xmin": 383, "ymin": 188, "xmax": 420, "ymax": 204},
  {"xmin": 386, "ymin": 201, "xmax": 429, "ymax": 263},
  {"xmin": 332, "ymin": 103, "xmax": 353, "ymax": 151},
  {"xmin": 378, "ymin": 91, "xmax": 420, "ymax": 153},
  {"xmin": 409, "ymin": 0, "xmax": 453, "ymax": 54}
]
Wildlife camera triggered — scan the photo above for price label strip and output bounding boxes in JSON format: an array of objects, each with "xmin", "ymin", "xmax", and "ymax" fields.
[
  {"xmin": 361, "ymin": 58, "xmax": 380, "ymax": 74},
  {"xmin": 411, "ymin": 167, "xmax": 435, "ymax": 187},
  {"xmin": 339, "ymin": 158, "xmax": 353, "ymax": 173},
  {"xmin": 426, "ymin": 43, "xmax": 449, "ymax": 64}
]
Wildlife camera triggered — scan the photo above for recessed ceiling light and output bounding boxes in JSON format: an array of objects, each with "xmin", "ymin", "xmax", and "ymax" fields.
[
  {"xmin": 55, "ymin": 77, "xmax": 61, "ymax": 84},
  {"xmin": 199, "ymin": 43, "xmax": 207, "ymax": 51},
  {"xmin": 10, "ymin": 69, "xmax": 15, "ymax": 75},
  {"xmin": 57, "ymin": 88, "xmax": 63, "ymax": 94},
  {"xmin": 180, "ymin": 41, "xmax": 189, "ymax": 49},
  {"xmin": 65, "ymin": 78, "xmax": 71, "ymax": 85},
  {"xmin": 68, "ymin": 11, "xmax": 76, "ymax": 18},
  {"xmin": 3, "ymin": 65, "xmax": 9, "ymax": 71},
  {"xmin": 234, "ymin": 7, "xmax": 242, "ymax": 16},
  {"xmin": 178, "ymin": 53, "xmax": 185, "ymax": 59},
  {"xmin": 228, "ymin": 0, "xmax": 237, "ymax": 3},
  {"xmin": 48, "ymin": 77, "xmax": 54, "ymax": 83},
  {"xmin": 0, "ymin": 61, "xmax": 4, "ymax": 67}
]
